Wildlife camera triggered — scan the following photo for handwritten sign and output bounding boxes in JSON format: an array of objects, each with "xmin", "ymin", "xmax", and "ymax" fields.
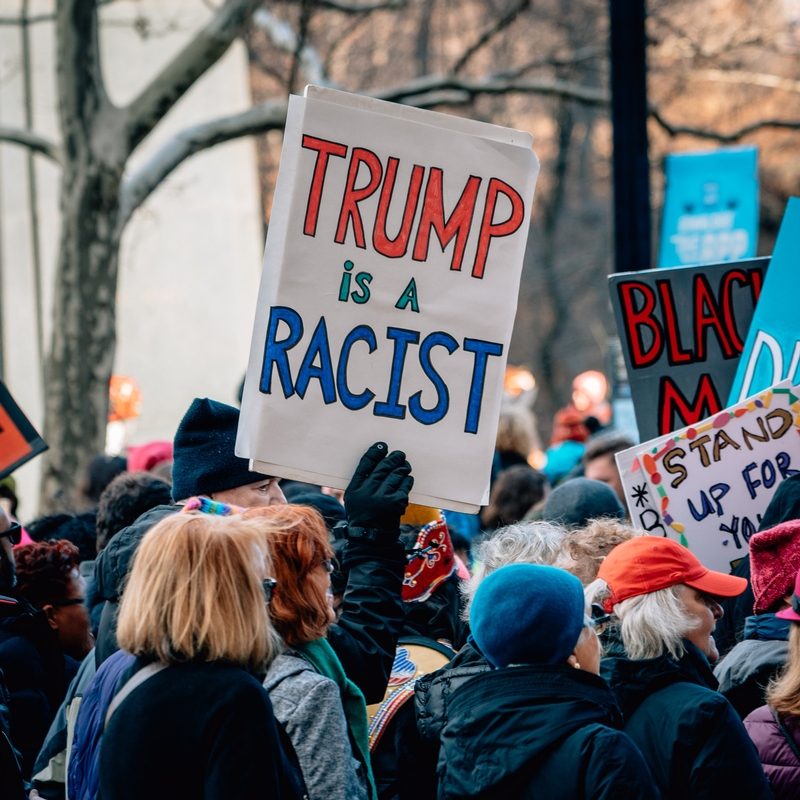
[
  {"xmin": 237, "ymin": 87, "xmax": 539, "ymax": 512},
  {"xmin": 609, "ymin": 257, "xmax": 768, "ymax": 442},
  {"xmin": 0, "ymin": 380, "xmax": 47, "ymax": 479},
  {"xmin": 617, "ymin": 379, "xmax": 800, "ymax": 572},
  {"xmin": 730, "ymin": 197, "xmax": 800, "ymax": 403},
  {"xmin": 658, "ymin": 146, "xmax": 759, "ymax": 269}
]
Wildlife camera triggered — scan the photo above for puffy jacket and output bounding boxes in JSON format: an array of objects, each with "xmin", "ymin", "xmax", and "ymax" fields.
[
  {"xmin": 437, "ymin": 663, "xmax": 660, "ymax": 800},
  {"xmin": 745, "ymin": 704, "xmax": 800, "ymax": 800},
  {"xmin": 603, "ymin": 641, "xmax": 773, "ymax": 800},
  {"xmin": 93, "ymin": 504, "xmax": 406, "ymax": 703},
  {"xmin": 0, "ymin": 589, "xmax": 73, "ymax": 779},
  {"xmin": 714, "ymin": 614, "xmax": 790, "ymax": 719}
]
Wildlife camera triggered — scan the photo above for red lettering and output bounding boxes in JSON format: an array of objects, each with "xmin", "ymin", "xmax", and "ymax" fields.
[
  {"xmin": 656, "ymin": 280, "xmax": 693, "ymax": 364},
  {"xmin": 750, "ymin": 267, "xmax": 764, "ymax": 304},
  {"xmin": 721, "ymin": 268, "xmax": 749, "ymax": 352},
  {"xmin": 658, "ymin": 374, "xmax": 722, "ymax": 436},
  {"xmin": 694, "ymin": 274, "xmax": 734, "ymax": 360},
  {"xmin": 472, "ymin": 178, "xmax": 525, "ymax": 279},
  {"xmin": 617, "ymin": 281, "xmax": 663, "ymax": 369},
  {"xmin": 372, "ymin": 160, "xmax": 425, "ymax": 259},
  {"xmin": 413, "ymin": 170, "xmax": 481, "ymax": 272},
  {"xmin": 301, "ymin": 135, "xmax": 347, "ymax": 237},
  {"xmin": 335, "ymin": 148, "xmax": 383, "ymax": 248}
]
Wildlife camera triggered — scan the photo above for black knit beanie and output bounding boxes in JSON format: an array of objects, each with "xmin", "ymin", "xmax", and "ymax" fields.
[
  {"xmin": 542, "ymin": 477, "xmax": 625, "ymax": 529},
  {"xmin": 171, "ymin": 398, "xmax": 270, "ymax": 502}
]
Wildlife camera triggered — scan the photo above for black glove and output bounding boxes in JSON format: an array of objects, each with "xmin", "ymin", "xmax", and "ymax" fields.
[{"xmin": 344, "ymin": 442, "xmax": 413, "ymax": 541}]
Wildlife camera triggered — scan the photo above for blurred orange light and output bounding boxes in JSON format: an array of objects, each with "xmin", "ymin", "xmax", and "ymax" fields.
[
  {"xmin": 504, "ymin": 366, "xmax": 536, "ymax": 396},
  {"xmin": 109, "ymin": 375, "xmax": 142, "ymax": 422}
]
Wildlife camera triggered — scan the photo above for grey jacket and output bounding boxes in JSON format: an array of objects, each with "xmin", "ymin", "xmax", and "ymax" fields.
[{"xmin": 264, "ymin": 653, "xmax": 367, "ymax": 800}]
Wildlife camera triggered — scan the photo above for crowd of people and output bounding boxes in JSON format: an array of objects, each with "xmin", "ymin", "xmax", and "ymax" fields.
[{"xmin": 2, "ymin": 394, "xmax": 800, "ymax": 799}]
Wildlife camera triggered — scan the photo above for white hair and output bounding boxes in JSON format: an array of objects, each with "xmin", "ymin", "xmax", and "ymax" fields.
[
  {"xmin": 461, "ymin": 521, "xmax": 566, "ymax": 620},
  {"xmin": 586, "ymin": 579, "xmax": 698, "ymax": 661}
]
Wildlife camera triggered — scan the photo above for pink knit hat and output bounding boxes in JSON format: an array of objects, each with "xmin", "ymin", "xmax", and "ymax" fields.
[{"xmin": 750, "ymin": 520, "xmax": 800, "ymax": 613}]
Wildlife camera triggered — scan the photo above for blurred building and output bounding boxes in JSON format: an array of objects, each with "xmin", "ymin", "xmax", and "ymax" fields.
[{"xmin": 0, "ymin": 0, "xmax": 264, "ymax": 517}]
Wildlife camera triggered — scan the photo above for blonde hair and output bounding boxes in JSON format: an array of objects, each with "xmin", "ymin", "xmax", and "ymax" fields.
[
  {"xmin": 768, "ymin": 623, "xmax": 800, "ymax": 718},
  {"xmin": 117, "ymin": 512, "xmax": 279, "ymax": 671},
  {"xmin": 562, "ymin": 520, "xmax": 644, "ymax": 585},
  {"xmin": 495, "ymin": 406, "xmax": 536, "ymax": 458}
]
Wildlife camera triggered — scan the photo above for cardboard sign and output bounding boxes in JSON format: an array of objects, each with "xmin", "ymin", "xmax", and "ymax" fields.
[
  {"xmin": 237, "ymin": 87, "xmax": 540, "ymax": 512},
  {"xmin": 616, "ymin": 380, "xmax": 800, "ymax": 572},
  {"xmin": 658, "ymin": 146, "xmax": 759, "ymax": 268},
  {"xmin": 609, "ymin": 257, "xmax": 768, "ymax": 442},
  {"xmin": 0, "ymin": 380, "xmax": 48, "ymax": 479},
  {"xmin": 729, "ymin": 197, "xmax": 800, "ymax": 404}
]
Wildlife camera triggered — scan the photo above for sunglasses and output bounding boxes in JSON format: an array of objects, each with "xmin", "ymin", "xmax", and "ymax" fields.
[
  {"xmin": 584, "ymin": 603, "xmax": 612, "ymax": 632},
  {"xmin": 0, "ymin": 522, "xmax": 21, "ymax": 546},
  {"xmin": 262, "ymin": 578, "xmax": 277, "ymax": 604}
]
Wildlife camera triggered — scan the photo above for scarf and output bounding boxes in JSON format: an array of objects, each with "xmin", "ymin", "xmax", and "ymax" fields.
[{"xmin": 294, "ymin": 638, "xmax": 376, "ymax": 800}]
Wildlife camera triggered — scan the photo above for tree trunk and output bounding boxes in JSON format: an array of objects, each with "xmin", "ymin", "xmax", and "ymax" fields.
[{"xmin": 40, "ymin": 157, "xmax": 123, "ymax": 512}]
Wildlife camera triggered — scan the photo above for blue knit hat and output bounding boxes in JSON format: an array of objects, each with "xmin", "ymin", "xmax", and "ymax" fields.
[
  {"xmin": 470, "ymin": 563, "xmax": 585, "ymax": 668},
  {"xmin": 171, "ymin": 398, "xmax": 270, "ymax": 502}
]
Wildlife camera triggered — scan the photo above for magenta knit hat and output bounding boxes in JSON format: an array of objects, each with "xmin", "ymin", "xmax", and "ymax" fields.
[{"xmin": 750, "ymin": 520, "xmax": 800, "ymax": 613}]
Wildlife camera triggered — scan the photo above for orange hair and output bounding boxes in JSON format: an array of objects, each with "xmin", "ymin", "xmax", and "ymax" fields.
[{"xmin": 244, "ymin": 505, "xmax": 334, "ymax": 646}]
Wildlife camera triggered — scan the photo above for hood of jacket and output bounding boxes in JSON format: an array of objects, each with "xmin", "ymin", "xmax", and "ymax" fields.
[
  {"xmin": 438, "ymin": 664, "xmax": 623, "ymax": 797},
  {"xmin": 94, "ymin": 505, "xmax": 180, "ymax": 602},
  {"xmin": 602, "ymin": 640, "xmax": 717, "ymax": 721}
]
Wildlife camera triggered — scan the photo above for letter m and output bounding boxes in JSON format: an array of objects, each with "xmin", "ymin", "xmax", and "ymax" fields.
[{"xmin": 658, "ymin": 374, "xmax": 722, "ymax": 436}]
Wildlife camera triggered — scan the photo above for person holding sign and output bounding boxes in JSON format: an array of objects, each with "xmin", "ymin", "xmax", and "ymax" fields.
[{"xmin": 594, "ymin": 537, "xmax": 772, "ymax": 800}]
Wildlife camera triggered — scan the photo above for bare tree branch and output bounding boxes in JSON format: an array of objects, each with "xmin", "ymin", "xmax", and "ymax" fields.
[
  {"xmin": 316, "ymin": 0, "xmax": 407, "ymax": 11},
  {"xmin": 650, "ymin": 105, "xmax": 800, "ymax": 142},
  {"xmin": 118, "ymin": 98, "xmax": 289, "ymax": 226},
  {"xmin": 451, "ymin": 0, "xmax": 530, "ymax": 75},
  {"xmin": 695, "ymin": 69, "xmax": 800, "ymax": 95},
  {"xmin": 497, "ymin": 45, "xmax": 603, "ymax": 79},
  {"xmin": 0, "ymin": 126, "xmax": 62, "ymax": 163},
  {"xmin": 124, "ymin": 0, "xmax": 262, "ymax": 155},
  {"xmin": 372, "ymin": 73, "xmax": 611, "ymax": 106}
]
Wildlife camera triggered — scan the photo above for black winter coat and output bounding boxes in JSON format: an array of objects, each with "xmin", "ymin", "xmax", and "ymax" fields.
[
  {"xmin": 438, "ymin": 664, "xmax": 660, "ymax": 800},
  {"xmin": 93, "ymin": 504, "xmax": 406, "ymax": 703},
  {"xmin": 0, "ymin": 590, "xmax": 75, "ymax": 779},
  {"xmin": 603, "ymin": 641, "xmax": 773, "ymax": 800},
  {"xmin": 98, "ymin": 658, "xmax": 304, "ymax": 800}
]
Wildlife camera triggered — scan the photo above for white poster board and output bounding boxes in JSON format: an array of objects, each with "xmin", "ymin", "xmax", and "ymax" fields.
[
  {"xmin": 617, "ymin": 379, "xmax": 800, "ymax": 572},
  {"xmin": 237, "ymin": 86, "xmax": 540, "ymax": 512}
]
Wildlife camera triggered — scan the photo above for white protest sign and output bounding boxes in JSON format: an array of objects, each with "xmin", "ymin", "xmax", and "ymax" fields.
[
  {"xmin": 617, "ymin": 379, "xmax": 800, "ymax": 572},
  {"xmin": 237, "ymin": 86, "xmax": 540, "ymax": 512}
]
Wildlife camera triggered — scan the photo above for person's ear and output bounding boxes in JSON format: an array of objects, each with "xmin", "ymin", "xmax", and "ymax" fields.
[
  {"xmin": 42, "ymin": 604, "xmax": 59, "ymax": 630},
  {"xmin": 566, "ymin": 652, "xmax": 580, "ymax": 669}
]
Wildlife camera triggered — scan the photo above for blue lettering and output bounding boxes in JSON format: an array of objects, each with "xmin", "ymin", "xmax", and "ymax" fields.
[
  {"xmin": 777, "ymin": 452, "xmax": 799, "ymax": 480},
  {"xmin": 708, "ymin": 483, "xmax": 730, "ymax": 516},
  {"xmin": 463, "ymin": 338, "xmax": 503, "ymax": 434},
  {"xmin": 373, "ymin": 328, "xmax": 420, "ymax": 420},
  {"xmin": 409, "ymin": 332, "xmax": 458, "ymax": 425},
  {"xmin": 337, "ymin": 325, "xmax": 377, "ymax": 411},
  {"xmin": 295, "ymin": 317, "xmax": 336, "ymax": 404},
  {"xmin": 261, "ymin": 306, "xmax": 303, "ymax": 398},
  {"xmin": 742, "ymin": 462, "xmax": 761, "ymax": 499},
  {"xmin": 688, "ymin": 491, "xmax": 715, "ymax": 521}
]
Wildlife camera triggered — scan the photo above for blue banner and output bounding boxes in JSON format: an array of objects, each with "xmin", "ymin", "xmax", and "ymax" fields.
[
  {"xmin": 658, "ymin": 146, "xmax": 759, "ymax": 269},
  {"xmin": 729, "ymin": 197, "xmax": 800, "ymax": 403}
]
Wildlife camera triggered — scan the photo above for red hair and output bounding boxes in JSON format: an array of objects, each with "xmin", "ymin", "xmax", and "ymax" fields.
[
  {"xmin": 243, "ymin": 505, "xmax": 334, "ymax": 646},
  {"xmin": 15, "ymin": 540, "xmax": 80, "ymax": 608}
]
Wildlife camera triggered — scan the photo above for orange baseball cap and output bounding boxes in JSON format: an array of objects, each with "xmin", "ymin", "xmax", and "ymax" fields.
[{"xmin": 597, "ymin": 536, "xmax": 747, "ymax": 610}]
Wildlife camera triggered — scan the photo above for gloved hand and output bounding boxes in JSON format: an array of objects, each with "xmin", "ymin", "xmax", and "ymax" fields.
[{"xmin": 344, "ymin": 442, "xmax": 413, "ymax": 540}]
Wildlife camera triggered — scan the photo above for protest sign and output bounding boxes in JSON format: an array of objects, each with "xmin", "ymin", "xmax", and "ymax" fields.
[
  {"xmin": 658, "ymin": 146, "xmax": 759, "ymax": 268},
  {"xmin": 609, "ymin": 257, "xmax": 768, "ymax": 442},
  {"xmin": 237, "ymin": 86, "xmax": 540, "ymax": 512},
  {"xmin": 0, "ymin": 381, "xmax": 47, "ymax": 479},
  {"xmin": 729, "ymin": 197, "xmax": 800, "ymax": 404},
  {"xmin": 616, "ymin": 379, "xmax": 800, "ymax": 572}
]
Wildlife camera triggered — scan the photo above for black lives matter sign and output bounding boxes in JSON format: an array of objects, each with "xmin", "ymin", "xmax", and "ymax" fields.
[{"xmin": 609, "ymin": 258, "xmax": 768, "ymax": 442}]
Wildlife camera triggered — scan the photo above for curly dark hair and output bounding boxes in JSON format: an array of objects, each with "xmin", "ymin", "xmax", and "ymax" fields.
[
  {"xmin": 26, "ymin": 512, "xmax": 97, "ymax": 563},
  {"xmin": 14, "ymin": 540, "xmax": 80, "ymax": 608},
  {"xmin": 96, "ymin": 472, "xmax": 173, "ymax": 553}
]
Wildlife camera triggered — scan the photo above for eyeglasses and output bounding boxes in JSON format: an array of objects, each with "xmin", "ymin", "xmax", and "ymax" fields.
[
  {"xmin": 321, "ymin": 559, "xmax": 334, "ymax": 574},
  {"xmin": 262, "ymin": 578, "xmax": 277, "ymax": 604},
  {"xmin": 0, "ymin": 522, "xmax": 22, "ymax": 546},
  {"xmin": 585, "ymin": 603, "xmax": 612, "ymax": 633}
]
